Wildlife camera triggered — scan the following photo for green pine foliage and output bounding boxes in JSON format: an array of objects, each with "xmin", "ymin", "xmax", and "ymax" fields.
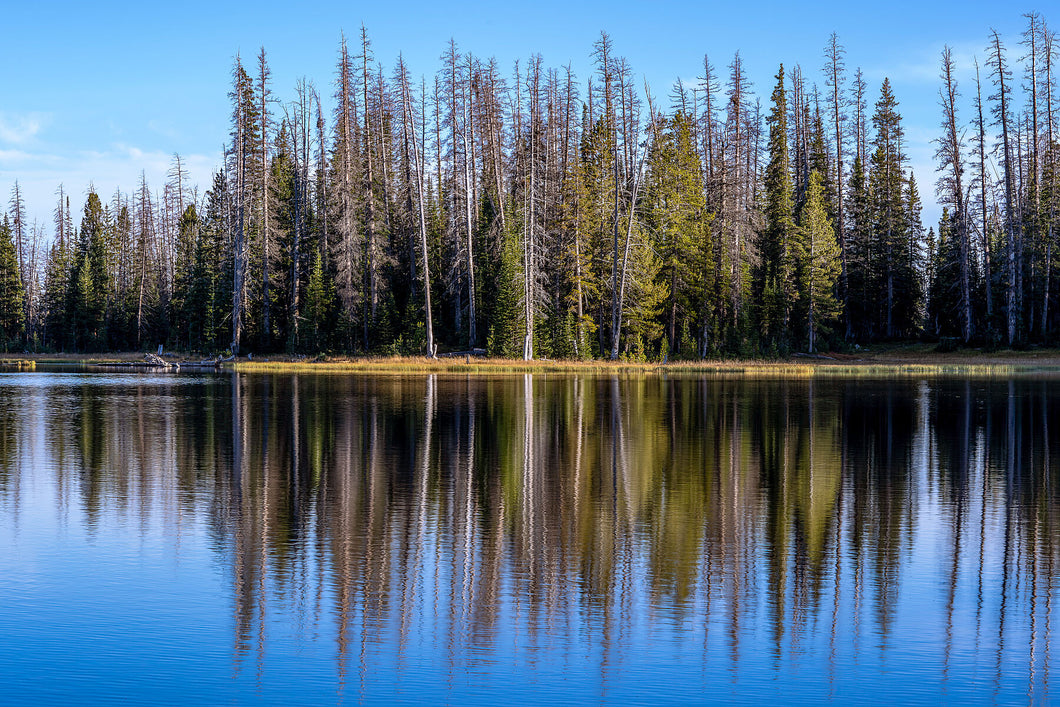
[
  {"xmin": 486, "ymin": 228, "xmax": 523, "ymax": 358},
  {"xmin": 302, "ymin": 249, "xmax": 336, "ymax": 353},
  {"xmin": 796, "ymin": 171, "xmax": 842, "ymax": 352},
  {"xmin": 756, "ymin": 66, "xmax": 798, "ymax": 353},
  {"xmin": 0, "ymin": 216, "xmax": 25, "ymax": 350},
  {"xmin": 644, "ymin": 109, "xmax": 711, "ymax": 358},
  {"xmin": 64, "ymin": 192, "xmax": 111, "ymax": 351}
]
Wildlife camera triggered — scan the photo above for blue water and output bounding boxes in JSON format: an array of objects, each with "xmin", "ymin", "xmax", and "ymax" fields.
[{"xmin": 0, "ymin": 371, "xmax": 1056, "ymax": 704}]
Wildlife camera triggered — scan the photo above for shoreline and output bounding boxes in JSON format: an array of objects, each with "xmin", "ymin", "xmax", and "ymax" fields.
[{"xmin": 6, "ymin": 345, "xmax": 1060, "ymax": 376}]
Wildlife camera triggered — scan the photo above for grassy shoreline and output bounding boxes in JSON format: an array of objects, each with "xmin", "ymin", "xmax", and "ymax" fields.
[{"xmin": 6, "ymin": 344, "xmax": 1060, "ymax": 376}]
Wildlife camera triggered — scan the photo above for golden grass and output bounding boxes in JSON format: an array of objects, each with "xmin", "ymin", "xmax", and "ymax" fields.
[
  {"xmin": 0, "ymin": 359, "xmax": 36, "ymax": 371},
  {"xmin": 8, "ymin": 347, "xmax": 1060, "ymax": 378},
  {"xmin": 231, "ymin": 356, "xmax": 662, "ymax": 375},
  {"xmin": 227, "ymin": 355, "xmax": 1060, "ymax": 378},
  {"xmin": 0, "ymin": 352, "xmax": 147, "ymax": 364}
]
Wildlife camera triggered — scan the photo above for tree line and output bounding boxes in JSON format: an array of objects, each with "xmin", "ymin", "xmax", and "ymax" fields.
[{"xmin": 1, "ymin": 16, "xmax": 1057, "ymax": 357}]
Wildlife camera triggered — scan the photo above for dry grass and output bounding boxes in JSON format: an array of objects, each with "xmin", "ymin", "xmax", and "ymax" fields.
[
  {"xmin": 8, "ymin": 345, "xmax": 1060, "ymax": 378},
  {"xmin": 0, "ymin": 352, "xmax": 148, "ymax": 364},
  {"xmin": 0, "ymin": 359, "xmax": 36, "ymax": 370},
  {"xmin": 228, "ymin": 353, "xmax": 1060, "ymax": 378}
]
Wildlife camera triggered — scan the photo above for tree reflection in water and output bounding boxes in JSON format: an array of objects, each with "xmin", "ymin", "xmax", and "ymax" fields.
[{"xmin": 2, "ymin": 371, "xmax": 1058, "ymax": 702}]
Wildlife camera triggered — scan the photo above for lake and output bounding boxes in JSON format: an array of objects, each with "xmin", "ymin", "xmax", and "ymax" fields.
[{"xmin": 1, "ymin": 369, "xmax": 1057, "ymax": 704}]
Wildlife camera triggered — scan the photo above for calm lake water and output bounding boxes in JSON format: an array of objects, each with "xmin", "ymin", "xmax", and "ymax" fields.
[{"xmin": 1, "ymin": 369, "xmax": 1058, "ymax": 704}]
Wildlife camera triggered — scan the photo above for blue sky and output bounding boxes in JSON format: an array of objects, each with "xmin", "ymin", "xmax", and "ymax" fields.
[{"xmin": 0, "ymin": 0, "xmax": 1041, "ymax": 234}]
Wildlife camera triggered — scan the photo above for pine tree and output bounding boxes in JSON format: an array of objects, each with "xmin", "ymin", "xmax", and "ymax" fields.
[
  {"xmin": 868, "ymin": 79, "xmax": 920, "ymax": 339},
  {"xmin": 171, "ymin": 204, "xmax": 200, "ymax": 349},
  {"xmin": 644, "ymin": 109, "xmax": 708, "ymax": 357},
  {"xmin": 900, "ymin": 173, "xmax": 926, "ymax": 334},
  {"xmin": 756, "ymin": 66, "xmax": 797, "ymax": 352},
  {"xmin": 66, "ymin": 192, "xmax": 112, "ymax": 351},
  {"xmin": 302, "ymin": 249, "xmax": 335, "ymax": 353},
  {"xmin": 928, "ymin": 210, "xmax": 962, "ymax": 337},
  {"xmin": 796, "ymin": 170, "xmax": 842, "ymax": 352},
  {"xmin": 42, "ymin": 197, "xmax": 73, "ymax": 351},
  {"xmin": 0, "ymin": 216, "xmax": 25, "ymax": 350},
  {"xmin": 485, "ymin": 229, "xmax": 524, "ymax": 358},
  {"xmin": 846, "ymin": 154, "xmax": 872, "ymax": 339}
]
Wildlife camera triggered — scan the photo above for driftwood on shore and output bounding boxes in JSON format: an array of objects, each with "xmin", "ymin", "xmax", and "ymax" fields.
[{"xmin": 91, "ymin": 353, "xmax": 233, "ymax": 370}]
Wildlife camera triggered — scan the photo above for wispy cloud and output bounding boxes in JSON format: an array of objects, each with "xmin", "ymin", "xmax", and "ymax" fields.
[{"xmin": 0, "ymin": 111, "xmax": 49, "ymax": 145}]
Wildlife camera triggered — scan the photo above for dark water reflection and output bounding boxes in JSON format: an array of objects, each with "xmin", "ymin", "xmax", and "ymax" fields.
[{"xmin": 1, "ymin": 371, "xmax": 1059, "ymax": 704}]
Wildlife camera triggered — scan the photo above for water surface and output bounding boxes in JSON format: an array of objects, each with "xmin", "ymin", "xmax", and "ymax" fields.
[{"xmin": 1, "ymin": 371, "xmax": 1057, "ymax": 704}]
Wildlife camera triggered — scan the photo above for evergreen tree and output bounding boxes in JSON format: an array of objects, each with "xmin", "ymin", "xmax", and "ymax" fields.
[
  {"xmin": 620, "ymin": 235, "xmax": 667, "ymax": 360},
  {"xmin": 846, "ymin": 154, "xmax": 873, "ymax": 339},
  {"xmin": 796, "ymin": 170, "xmax": 841, "ymax": 352},
  {"xmin": 66, "ymin": 192, "xmax": 112, "ymax": 351},
  {"xmin": 302, "ymin": 249, "xmax": 335, "ymax": 353},
  {"xmin": 42, "ymin": 234, "xmax": 72, "ymax": 351},
  {"xmin": 644, "ymin": 109, "xmax": 709, "ymax": 357},
  {"xmin": 485, "ymin": 228, "xmax": 524, "ymax": 358},
  {"xmin": 170, "ymin": 204, "xmax": 200, "ymax": 349},
  {"xmin": 0, "ymin": 216, "xmax": 25, "ymax": 350},
  {"xmin": 928, "ymin": 210, "xmax": 962, "ymax": 337},
  {"xmin": 867, "ymin": 79, "xmax": 921, "ymax": 339},
  {"xmin": 756, "ymin": 66, "xmax": 797, "ymax": 352}
]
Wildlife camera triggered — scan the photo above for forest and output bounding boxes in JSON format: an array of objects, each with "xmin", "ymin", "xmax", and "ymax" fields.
[{"xmin": 0, "ymin": 14, "xmax": 1057, "ymax": 359}]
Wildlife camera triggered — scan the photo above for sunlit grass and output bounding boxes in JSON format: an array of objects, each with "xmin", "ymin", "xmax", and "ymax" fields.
[
  {"xmin": 7, "ymin": 347, "xmax": 1060, "ymax": 378},
  {"xmin": 0, "ymin": 359, "xmax": 36, "ymax": 370},
  {"xmin": 228, "ymin": 355, "xmax": 1060, "ymax": 378}
]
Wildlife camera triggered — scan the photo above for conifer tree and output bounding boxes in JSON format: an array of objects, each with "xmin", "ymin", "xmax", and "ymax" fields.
[
  {"xmin": 644, "ymin": 109, "xmax": 709, "ymax": 357},
  {"xmin": 67, "ymin": 191, "xmax": 111, "ymax": 350},
  {"xmin": 846, "ymin": 154, "xmax": 872, "ymax": 339},
  {"xmin": 0, "ymin": 216, "xmax": 25, "ymax": 350},
  {"xmin": 868, "ymin": 79, "xmax": 916, "ymax": 338},
  {"xmin": 796, "ymin": 170, "xmax": 841, "ymax": 352},
  {"xmin": 302, "ymin": 249, "xmax": 335, "ymax": 352},
  {"xmin": 757, "ymin": 66, "xmax": 797, "ymax": 351},
  {"xmin": 171, "ymin": 204, "xmax": 200, "ymax": 348}
]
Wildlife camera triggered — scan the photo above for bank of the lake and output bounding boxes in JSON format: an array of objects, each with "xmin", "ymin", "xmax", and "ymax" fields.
[{"xmin": 7, "ymin": 344, "xmax": 1060, "ymax": 377}]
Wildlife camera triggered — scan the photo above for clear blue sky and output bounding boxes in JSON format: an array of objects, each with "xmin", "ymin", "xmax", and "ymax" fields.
[{"xmin": 0, "ymin": 0, "xmax": 1039, "ymax": 234}]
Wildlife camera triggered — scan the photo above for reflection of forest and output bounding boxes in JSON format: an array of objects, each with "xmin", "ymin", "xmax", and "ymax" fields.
[{"xmin": 3, "ymin": 373, "xmax": 1058, "ymax": 691}]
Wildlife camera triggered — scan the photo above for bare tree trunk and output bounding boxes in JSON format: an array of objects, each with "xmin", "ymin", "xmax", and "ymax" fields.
[
  {"xmin": 611, "ymin": 142, "xmax": 647, "ymax": 360},
  {"xmin": 258, "ymin": 48, "xmax": 272, "ymax": 347},
  {"xmin": 940, "ymin": 47, "xmax": 972, "ymax": 342},
  {"xmin": 1025, "ymin": 14, "xmax": 1043, "ymax": 338},
  {"xmin": 524, "ymin": 115, "xmax": 535, "ymax": 360},
  {"xmin": 137, "ymin": 173, "xmax": 153, "ymax": 346},
  {"xmin": 232, "ymin": 97, "xmax": 247, "ymax": 355},
  {"xmin": 401, "ymin": 61, "xmax": 435, "ymax": 357},
  {"xmin": 1043, "ymin": 25, "xmax": 1057, "ymax": 338},
  {"xmin": 484, "ymin": 60, "xmax": 507, "ymax": 237},
  {"xmin": 463, "ymin": 54, "xmax": 478, "ymax": 347},
  {"xmin": 825, "ymin": 35, "xmax": 849, "ymax": 337},
  {"xmin": 8, "ymin": 182, "xmax": 28, "ymax": 337},
  {"xmin": 361, "ymin": 26, "xmax": 376, "ymax": 351},
  {"xmin": 974, "ymin": 61, "xmax": 994, "ymax": 334},
  {"xmin": 989, "ymin": 33, "xmax": 1019, "ymax": 345}
]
